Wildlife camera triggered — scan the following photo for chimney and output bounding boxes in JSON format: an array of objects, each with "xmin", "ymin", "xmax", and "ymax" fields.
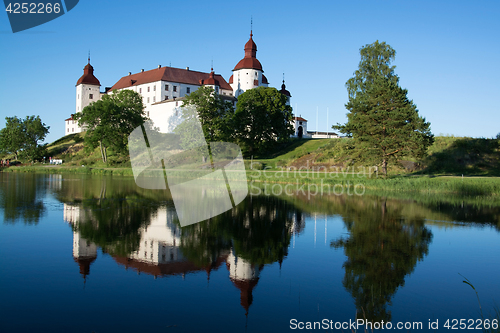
[
  {"xmin": 158, "ymin": 65, "xmax": 161, "ymax": 68},
  {"xmin": 186, "ymin": 67, "xmax": 189, "ymax": 71},
  {"xmin": 128, "ymin": 72, "xmax": 131, "ymax": 75},
  {"xmin": 141, "ymin": 69, "xmax": 144, "ymax": 72}
]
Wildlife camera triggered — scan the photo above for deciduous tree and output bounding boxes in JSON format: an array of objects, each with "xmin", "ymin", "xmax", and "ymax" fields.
[
  {"xmin": 0, "ymin": 115, "xmax": 49, "ymax": 161},
  {"xmin": 75, "ymin": 89, "xmax": 146, "ymax": 163},
  {"xmin": 234, "ymin": 87, "xmax": 293, "ymax": 155}
]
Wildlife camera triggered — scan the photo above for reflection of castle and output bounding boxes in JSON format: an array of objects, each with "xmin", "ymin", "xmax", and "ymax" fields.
[
  {"xmin": 64, "ymin": 203, "xmax": 290, "ymax": 314},
  {"xmin": 226, "ymin": 248, "xmax": 263, "ymax": 315}
]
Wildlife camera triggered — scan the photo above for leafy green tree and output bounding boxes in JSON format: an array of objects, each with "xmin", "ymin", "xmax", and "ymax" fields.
[
  {"xmin": 334, "ymin": 41, "xmax": 433, "ymax": 175},
  {"xmin": 234, "ymin": 87, "xmax": 293, "ymax": 155},
  {"xmin": 75, "ymin": 89, "xmax": 146, "ymax": 163},
  {"xmin": 180, "ymin": 86, "xmax": 234, "ymax": 142},
  {"xmin": 331, "ymin": 199, "xmax": 433, "ymax": 322},
  {"xmin": 0, "ymin": 115, "xmax": 49, "ymax": 161}
]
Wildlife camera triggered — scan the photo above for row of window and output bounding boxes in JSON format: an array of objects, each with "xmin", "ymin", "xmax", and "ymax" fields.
[{"xmin": 139, "ymin": 84, "xmax": 182, "ymax": 94}]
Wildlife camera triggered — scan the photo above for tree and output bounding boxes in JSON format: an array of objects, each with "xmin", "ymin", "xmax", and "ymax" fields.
[
  {"xmin": 75, "ymin": 89, "xmax": 146, "ymax": 163},
  {"xmin": 180, "ymin": 86, "xmax": 233, "ymax": 142},
  {"xmin": 233, "ymin": 87, "xmax": 293, "ymax": 155},
  {"xmin": 334, "ymin": 41, "xmax": 433, "ymax": 175},
  {"xmin": 0, "ymin": 115, "xmax": 49, "ymax": 161}
]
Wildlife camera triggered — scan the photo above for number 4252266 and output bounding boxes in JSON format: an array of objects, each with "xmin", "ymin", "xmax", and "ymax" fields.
[
  {"xmin": 5, "ymin": 3, "xmax": 61, "ymax": 14},
  {"xmin": 444, "ymin": 319, "xmax": 498, "ymax": 330}
]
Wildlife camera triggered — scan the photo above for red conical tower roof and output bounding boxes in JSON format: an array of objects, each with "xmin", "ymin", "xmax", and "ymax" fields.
[
  {"xmin": 76, "ymin": 57, "xmax": 100, "ymax": 86},
  {"xmin": 233, "ymin": 31, "xmax": 263, "ymax": 72}
]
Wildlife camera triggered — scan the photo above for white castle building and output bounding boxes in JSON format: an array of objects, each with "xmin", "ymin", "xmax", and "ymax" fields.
[{"xmin": 65, "ymin": 30, "xmax": 295, "ymax": 136}]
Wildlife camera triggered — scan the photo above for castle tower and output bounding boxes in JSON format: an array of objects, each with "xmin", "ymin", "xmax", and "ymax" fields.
[
  {"xmin": 201, "ymin": 68, "xmax": 221, "ymax": 94},
  {"xmin": 67, "ymin": 56, "xmax": 101, "ymax": 134},
  {"xmin": 226, "ymin": 248, "xmax": 263, "ymax": 315},
  {"xmin": 73, "ymin": 230, "xmax": 98, "ymax": 281},
  {"xmin": 280, "ymin": 77, "xmax": 291, "ymax": 106},
  {"xmin": 229, "ymin": 30, "xmax": 268, "ymax": 98}
]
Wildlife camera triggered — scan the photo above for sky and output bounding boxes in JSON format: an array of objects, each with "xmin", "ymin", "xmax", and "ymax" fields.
[{"xmin": 0, "ymin": 0, "xmax": 499, "ymax": 144}]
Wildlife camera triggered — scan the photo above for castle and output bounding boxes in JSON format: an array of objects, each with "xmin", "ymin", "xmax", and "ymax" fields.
[{"xmin": 64, "ymin": 30, "xmax": 318, "ymax": 138}]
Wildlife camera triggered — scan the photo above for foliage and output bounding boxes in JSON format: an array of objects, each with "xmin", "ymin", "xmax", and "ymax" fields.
[
  {"xmin": 0, "ymin": 115, "xmax": 50, "ymax": 161},
  {"xmin": 75, "ymin": 89, "xmax": 146, "ymax": 163},
  {"xmin": 335, "ymin": 41, "xmax": 433, "ymax": 175},
  {"xmin": 234, "ymin": 87, "xmax": 293, "ymax": 155},
  {"xmin": 180, "ymin": 86, "xmax": 234, "ymax": 142}
]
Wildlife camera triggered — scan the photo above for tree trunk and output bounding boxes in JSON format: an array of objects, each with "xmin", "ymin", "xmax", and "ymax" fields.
[
  {"xmin": 99, "ymin": 141, "xmax": 105, "ymax": 163},
  {"xmin": 382, "ymin": 158, "xmax": 388, "ymax": 176}
]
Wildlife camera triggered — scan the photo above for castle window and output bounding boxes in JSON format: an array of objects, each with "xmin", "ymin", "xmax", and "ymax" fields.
[
  {"xmin": 153, "ymin": 96, "xmax": 156, "ymax": 103},
  {"xmin": 67, "ymin": 128, "xmax": 69, "ymax": 132},
  {"xmin": 187, "ymin": 87, "xmax": 190, "ymax": 93},
  {"xmin": 147, "ymin": 111, "xmax": 149, "ymax": 117},
  {"xmin": 165, "ymin": 85, "xmax": 169, "ymax": 91},
  {"xmin": 89, "ymin": 94, "xmax": 93, "ymax": 99},
  {"xmin": 147, "ymin": 86, "xmax": 150, "ymax": 92},
  {"xmin": 140, "ymin": 88, "xmax": 142, "ymax": 93},
  {"xmin": 153, "ymin": 85, "xmax": 156, "ymax": 91},
  {"xmin": 147, "ymin": 97, "xmax": 150, "ymax": 103},
  {"xmin": 299, "ymin": 121, "xmax": 302, "ymax": 125},
  {"xmin": 173, "ymin": 85, "xmax": 177, "ymax": 92},
  {"xmin": 175, "ymin": 101, "xmax": 178, "ymax": 106},
  {"xmin": 72, "ymin": 128, "xmax": 74, "ymax": 132}
]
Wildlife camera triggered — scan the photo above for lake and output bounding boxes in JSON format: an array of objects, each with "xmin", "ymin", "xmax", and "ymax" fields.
[{"xmin": 0, "ymin": 172, "xmax": 499, "ymax": 332}]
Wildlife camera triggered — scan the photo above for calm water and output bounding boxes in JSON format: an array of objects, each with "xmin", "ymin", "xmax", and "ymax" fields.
[{"xmin": 1, "ymin": 173, "xmax": 499, "ymax": 333}]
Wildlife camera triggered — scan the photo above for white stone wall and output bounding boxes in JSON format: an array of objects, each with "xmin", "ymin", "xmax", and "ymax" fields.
[
  {"xmin": 129, "ymin": 208, "xmax": 184, "ymax": 264},
  {"xmin": 230, "ymin": 68, "xmax": 263, "ymax": 97},
  {"xmin": 227, "ymin": 248, "xmax": 261, "ymax": 281}
]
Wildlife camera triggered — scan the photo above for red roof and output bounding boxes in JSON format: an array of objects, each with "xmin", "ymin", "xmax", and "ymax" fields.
[
  {"xmin": 65, "ymin": 114, "xmax": 75, "ymax": 121},
  {"xmin": 76, "ymin": 62, "xmax": 100, "ymax": 86},
  {"xmin": 229, "ymin": 74, "xmax": 233, "ymax": 84},
  {"xmin": 280, "ymin": 81, "xmax": 291, "ymax": 97},
  {"xmin": 110, "ymin": 66, "xmax": 232, "ymax": 91},
  {"xmin": 201, "ymin": 69, "xmax": 219, "ymax": 86},
  {"xmin": 293, "ymin": 116, "xmax": 307, "ymax": 122},
  {"xmin": 262, "ymin": 74, "xmax": 268, "ymax": 84},
  {"xmin": 233, "ymin": 31, "xmax": 263, "ymax": 72}
]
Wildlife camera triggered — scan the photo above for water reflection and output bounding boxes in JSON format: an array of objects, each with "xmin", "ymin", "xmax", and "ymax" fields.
[
  {"xmin": 3, "ymin": 173, "xmax": 500, "ymax": 331},
  {"xmin": 331, "ymin": 197, "xmax": 433, "ymax": 322},
  {"xmin": 0, "ymin": 173, "xmax": 56, "ymax": 224},
  {"xmin": 62, "ymin": 178, "xmax": 305, "ymax": 314}
]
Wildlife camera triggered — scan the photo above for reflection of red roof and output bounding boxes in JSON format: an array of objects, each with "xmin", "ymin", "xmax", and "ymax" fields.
[
  {"xmin": 73, "ymin": 256, "xmax": 97, "ymax": 277},
  {"xmin": 293, "ymin": 116, "xmax": 307, "ymax": 122},
  {"xmin": 112, "ymin": 255, "xmax": 228, "ymax": 278},
  {"xmin": 231, "ymin": 278, "xmax": 260, "ymax": 314},
  {"xmin": 233, "ymin": 32, "xmax": 263, "ymax": 72},
  {"xmin": 76, "ymin": 63, "xmax": 100, "ymax": 86},
  {"xmin": 110, "ymin": 67, "xmax": 232, "ymax": 91}
]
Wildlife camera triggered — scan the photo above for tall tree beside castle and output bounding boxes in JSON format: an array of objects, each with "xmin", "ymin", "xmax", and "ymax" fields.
[
  {"xmin": 75, "ymin": 90, "xmax": 146, "ymax": 163},
  {"xmin": 334, "ymin": 41, "xmax": 433, "ymax": 175}
]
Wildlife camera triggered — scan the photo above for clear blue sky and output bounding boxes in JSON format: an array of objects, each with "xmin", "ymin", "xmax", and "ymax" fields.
[{"xmin": 1, "ymin": 0, "xmax": 499, "ymax": 143}]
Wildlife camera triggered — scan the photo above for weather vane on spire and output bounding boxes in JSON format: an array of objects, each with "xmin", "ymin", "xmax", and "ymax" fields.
[
  {"xmin": 250, "ymin": 16, "xmax": 253, "ymax": 36},
  {"xmin": 88, "ymin": 50, "xmax": 90, "ymax": 64}
]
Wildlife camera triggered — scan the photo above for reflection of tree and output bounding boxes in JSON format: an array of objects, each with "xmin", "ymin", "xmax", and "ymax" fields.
[
  {"xmin": 180, "ymin": 196, "xmax": 302, "ymax": 267},
  {"xmin": 57, "ymin": 177, "xmax": 166, "ymax": 257},
  {"xmin": 331, "ymin": 199, "xmax": 433, "ymax": 322},
  {"xmin": 0, "ymin": 173, "xmax": 45, "ymax": 224}
]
